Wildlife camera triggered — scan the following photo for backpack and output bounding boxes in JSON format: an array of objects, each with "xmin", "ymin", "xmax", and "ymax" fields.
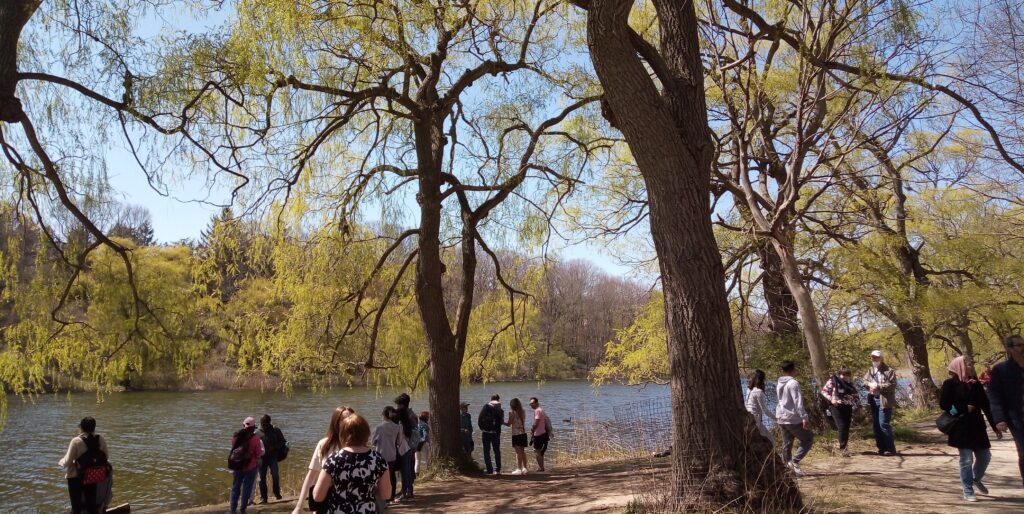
[
  {"xmin": 276, "ymin": 427, "xmax": 290, "ymax": 462},
  {"xmin": 76, "ymin": 434, "xmax": 109, "ymax": 485},
  {"xmin": 228, "ymin": 432, "xmax": 251, "ymax": 471},
  {"xmin": 478, "ymin": 404, "xmax": 501, "ymax": 432},
  {"xmin": 406, "ymin": 412, "xmax": 422, "ymax": 449}
]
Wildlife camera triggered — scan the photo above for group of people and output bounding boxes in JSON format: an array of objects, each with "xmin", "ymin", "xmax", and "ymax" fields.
[
  {"xmin": 461, "ymin": 395, "xmax": 553, "ymax": 475},
  {"xmin": 745, "ymin": 337, "xmax": 1024, "ymax": 504},
  {"xmin": 227, "ymin": 414, "xmax": 290, "ymax": 513}
]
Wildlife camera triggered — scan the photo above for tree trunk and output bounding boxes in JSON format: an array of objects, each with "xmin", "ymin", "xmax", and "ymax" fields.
[
  {"xmin": 771, "ymin": 235, "xmax": 829, "ymax": 389},
  {"xmin": 0, "ymin": 0, "xmax": 40, "ymax": 122},
  {"xmin": 894, "ymin": 320, "xmax": 939, "ymax": 408},
  {"xmin": 413, "ymin": 116, "xmax": 470, "ymax": 468},
  {"xmin": 757, "ymin": 237, "xmax": 801, "ymax": 342},
  {"xmin": 587, "ymin": 0, "xmax": 801, "ymax": 509}
]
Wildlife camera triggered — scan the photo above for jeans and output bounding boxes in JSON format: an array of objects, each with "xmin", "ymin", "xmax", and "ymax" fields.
[
  {"xmin": 868, "ymin": 395, "xmax": 896, "ymax": 452},
  {"xmin": 482, "ymin": 431, "xmax": 502, "ymax": 473},
  {"xmin": 398, "ymin": 449, "xmax": 415, "ymax": 496},
  {"xmin": 831, "ymin": 405, "xmax": 853, "ymax": 450},
  {"xmin": 230, "ymin": 468, "xmax": 258, "ymax": 514},
  {"xmin": 959, "ymin": 448, "xmax": 992, "ymax": 494},
  {"xmin": 258, "ymin": 455, "xmax": 281, "ymax": 501},
  {"xmin": 387, "ymin": 460, "xmax": 398, "ymax": 500},
  {"xmin": 67, "ymin": 477, "xmax": 98, "ymax": 514},
  {"xmin": 462, "ymin": 433, "xmax": 474, "ymax": 454},
  {"xmin": 779, "ymin": 423, "xmax": 814, "ymax": 464}
]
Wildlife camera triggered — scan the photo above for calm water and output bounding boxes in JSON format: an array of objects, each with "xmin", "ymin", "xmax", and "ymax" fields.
[{"xmin": 2, "ymin": 381, "xmax": 670, "ymax": 513}]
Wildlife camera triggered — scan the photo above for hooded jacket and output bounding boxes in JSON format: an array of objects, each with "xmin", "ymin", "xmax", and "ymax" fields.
[{"xmin": 775, "ymin": 375, "xmax": 809, "ymax": 424}]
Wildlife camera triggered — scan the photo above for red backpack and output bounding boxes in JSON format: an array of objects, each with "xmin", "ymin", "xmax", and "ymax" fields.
[{"xmin": 76, "ymin": 434, "xmax": 110, "ymax": 485}]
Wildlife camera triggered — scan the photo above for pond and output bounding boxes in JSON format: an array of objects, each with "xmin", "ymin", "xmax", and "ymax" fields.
[{"xmin": 2, "ymin": 381, "xmax": 670, "ymax": 513}]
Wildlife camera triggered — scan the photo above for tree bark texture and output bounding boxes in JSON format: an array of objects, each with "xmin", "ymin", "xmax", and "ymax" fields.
[
  {"xmin": 771, "ymin": 236, "xmax": 829, "ymax": 389},
  {"xmin": 0, "ymin": 0, "xmax": 40, "ymax": 122},
  {"xmin": 587, "ymin": 0, "xmax": 801, "ymax": 509},
  {"xmin": 757, "ymin": 237, "xmax": 801, "ymax": 341}
]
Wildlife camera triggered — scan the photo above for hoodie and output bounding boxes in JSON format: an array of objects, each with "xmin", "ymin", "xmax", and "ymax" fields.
[{"xmin": 776, "ymin": 375, "xmax": 809, "ymax": 424}]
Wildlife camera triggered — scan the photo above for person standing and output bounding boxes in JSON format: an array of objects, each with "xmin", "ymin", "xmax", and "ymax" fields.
[
  {"xmin": 941, "ymin": 355, "xmax": 1000, "ymax": 502},
  {"xmin": 394, "ymin": 393, "xmax": 420, "ymax": 499},
  {"xmin": 256, "ymin": 414, "xmax": 285, "ymax": 503},
  {"xmin": 776, "ymin": 361, "xmax": 813, "ymax": 476},
  {"xmin": 988, "ymin": 334, "xmax": 1024, "ymax": 487},
  {"xmin": 864, "ymin": 350, "xmax": 899, "ymax": 456},
  {"xmin": 745, "ymin": 369, "xmax": 776, "ymax": 441},
  {"xmin": 229, "ymin": 416, "xmax": 264, "ymax": 514},
  {"xmin": 59, "ymin": 416, "xmax": 109, "ymax": 514},
  {"xmin": 478, "ymin": 394, "xmax": 504, "ymax": 474},
  {"xmin": 292, "ymin": 406, "xmax": 355, "ymax": 514},
  {"xmin": 312, "ymin": 414, "xmax": 392, "ymax": 513},
  {"xmin": 528, "ymin": 397, "xmax": 552, "ymax": 472},
  {"xmin": 372, "ymin": 406, "xmax": 405, "ymax": 506},
  {"xmin": 460, "ymin": 401, "xmax": 474, "ymax": 455},
  {"xmin": 820, "ymin": 367, "xmax": 859, "ymax": 457},
  {"xmin": 506, "ymin": 398, "xmax": 529, "ymax": 474},
  {"xmin": 415, "ymin": 411, "xmax": 430, "ymax": 474}
]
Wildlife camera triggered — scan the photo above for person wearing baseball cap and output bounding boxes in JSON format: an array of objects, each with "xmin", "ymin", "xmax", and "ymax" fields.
[
  {"xmin": 460, "ymin": 401, "xmax": 474, "ymax": 455},
  {"xmin": 229, "ymin": 416, "xmax": 264, "ymax": 514},
  {"xmin": 864, "ymin": 350, "xmax": 899, "ymax": 455}
]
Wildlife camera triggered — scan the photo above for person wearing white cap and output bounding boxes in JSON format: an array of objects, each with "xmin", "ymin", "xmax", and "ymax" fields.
[
  {"xmin": 864, "ymin": 350, "xmax": 898, "ymax": 455},
  {"xmin": 229, "ymin": 416, "xmax": 265, "ymax": 514}
]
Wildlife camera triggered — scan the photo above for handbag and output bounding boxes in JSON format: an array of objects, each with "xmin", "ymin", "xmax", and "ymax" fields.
[
  {"xmin": 307, "ymin": 485, "xmax": 329, "ymax": 514},
  {"xmin": 935, "ymin": 410, "xmax": 961, "ymax": 434}
]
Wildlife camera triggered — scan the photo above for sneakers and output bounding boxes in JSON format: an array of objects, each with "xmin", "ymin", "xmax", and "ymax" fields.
[
  {"xmin": 974, "ymin": 480, "xmax": 989, "ymax": 495},
  {"xmin": 964, "ymin": 491, "xmax": 978, "ymax": 502},
  {"xmin": 520, "ymin": 468, "xmax": 528, "ymax": 475},
  {"xmin": 840, "ymin": 449, "xmax": 852, "ymax": 458},
  {"xmin": 510, "ymin": 469, "xmax": 523, "ymax": 475},
  {"xmin": 787, "ymin": 461, "xmax": 804, "ymax": 476}
]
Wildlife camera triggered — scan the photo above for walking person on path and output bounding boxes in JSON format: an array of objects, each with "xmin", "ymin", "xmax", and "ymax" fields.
[
  {"xmin": 941, "ymin": 355, "xmax": 1002, "ymax": 502},
  {"xmin": 58, "ymin": 416, "xmax": 110, "ymax": 514},
  {"xmin": 371, "ymin": 406, "xmax": 406, "ymax": 506},
  {"xmin": 776, "ymin": 360, "xmax": 813, "ymax": 476},
  {"xmin": 394, "ymin": 393, "xmax": 420, "ymax": 499},
  {"xmin": 745, "ymin": 369, "xmax": 776, "ymax": 441},
  {"xmin": 292, "ymin": 406, "xmax": 355, "ymax": 514},
  {"xmin": 821, "ymin": 367, "xmax": 859, "ymax": 457},
  {"xmin": 864, "ymin": 350, "xmax": 899, "ymax": 455},
  {"xmin": 506, "ymin": 398, "xmax": 529, "ymax": 474},
  {"xmin": 460, "ymin": 401, "xmax": 474, "ymax": 455},
  {"xmin": 988, "ymin": 334, "xmax": 1024, "ymax": 487},
  {"xmin": 229, "ymin": 416, "xmax": 265, "ymax": 514},
  {"xmin": 312, "ymin": 414, "xmax": 392, "ymax": 514},
  {"xmin": 256, "ymin": 414, "xmax": 286, "ymax": 503},
  {"xmin": 478, "ymin": 394, "xmax": 504, "ymax": 474},
  {"xmin": 528, "ymin": 397, "xmax": 552, "ymax": 472}
]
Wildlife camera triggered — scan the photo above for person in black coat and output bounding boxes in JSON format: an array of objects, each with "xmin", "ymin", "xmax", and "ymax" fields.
[{"xmin": 940, "ymin": 355, "xmax": 1001, "ymax": 502}]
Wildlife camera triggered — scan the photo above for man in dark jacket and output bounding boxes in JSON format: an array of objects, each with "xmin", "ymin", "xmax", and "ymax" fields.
[
  {"xmin": 255, "ymin": 414, "xmax": 285, "ymax": 503},
  {"xmin": 988, "ymin": 335, "xmax": 1024, "ymax": 487},
  {"xmin": 478, "ymin": 394, "xmax": 503, "ymax": 474}
]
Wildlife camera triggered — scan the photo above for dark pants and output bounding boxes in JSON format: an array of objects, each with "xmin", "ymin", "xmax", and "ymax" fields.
[
  {"xmin": 462, "ymin": 433, "xmax": 474, "ymax": 454},
  {"xmin": 831, "ymin": 405, "xmax": 853, "ymax": 450},
  {"xmin": 868, "ymin": 395, "xmax": 896, "ymax": 452},
  {"xmin": 779, "ymin": 423, "xmax": 814, "ymax": 464},
  {"xmin": 398, "ymin": 449, "xmax": 415, "ymax": 496},
  {"xmin": 258, "ymin": 455, "xmax": 281, "ymax": 501},
  {"xmin": 1010, "ymin": 424, "xmax": 1024, "ymax": 487},
  {"xmin": 230, "ymin": 468, "xmax": 258, "ymax": 514},
  {"xmin": 387, "ymin": 459, "xmax": 398, "ymax": 500},
  {"xmin": 482, "ymin": 431, "xmax": 502, "ymax": 473},
  {"xmin": 67, "ymin": 477, "xmax": 98, "ymax": 514}
]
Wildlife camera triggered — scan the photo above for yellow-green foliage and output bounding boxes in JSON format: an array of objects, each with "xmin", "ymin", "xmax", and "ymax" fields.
[{"xmin": 592, "ymin": 292, "xmax": 668, "ymax": 385}]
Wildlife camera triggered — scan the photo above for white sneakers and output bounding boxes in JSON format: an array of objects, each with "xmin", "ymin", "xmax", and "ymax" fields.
[
  {"xmin": 509, "ymin": 468, "xmax": 528, "ymax": 475},
  {"xmin": 787, "ymin": 461, "xmax": 804, "ymax": 476}
]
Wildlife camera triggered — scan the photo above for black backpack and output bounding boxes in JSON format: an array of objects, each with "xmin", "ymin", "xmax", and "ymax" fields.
[
  {"xmin": 478, "ymin": 404, "xmax": 501, "ymax": 432},
  {"xmin": 228, "ymin": 432, "xmax": 251, "ymax": 471},
  {"xmin": 76, "ymin": 434, "xmax": 109, "ymax": 484}
]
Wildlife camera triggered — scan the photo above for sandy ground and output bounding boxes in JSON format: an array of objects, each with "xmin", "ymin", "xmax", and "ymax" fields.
[{"xmin": 175, "ymin": 423, "xmax": 1024, "ymax": 514}]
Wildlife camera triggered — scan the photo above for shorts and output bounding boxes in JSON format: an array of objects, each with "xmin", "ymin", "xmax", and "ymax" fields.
[
  {"xmin": 532, "ymin": 433, "xmax": 549, "ymax": 454},
  {"xmin": 512, "ymin": 434, "xmax": 528, "ymax": 448}
]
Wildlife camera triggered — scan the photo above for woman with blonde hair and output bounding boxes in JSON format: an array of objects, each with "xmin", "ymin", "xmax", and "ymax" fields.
[
  {"xmin": 313, "ymin": 414, "xmax": 391, "ymax": 513},
  {"xmin": 292, "ymin": 406, "xmax": 356, "ymax": 514}
]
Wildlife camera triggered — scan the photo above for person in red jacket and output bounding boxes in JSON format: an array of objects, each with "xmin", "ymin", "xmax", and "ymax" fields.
[{"xmin": 230, "ymin": 416, "xmax": 265, "ymax": 514}]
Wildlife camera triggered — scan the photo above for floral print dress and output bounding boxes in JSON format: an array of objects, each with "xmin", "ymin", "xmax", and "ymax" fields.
[{"xmin": 322, "ymin": 449, "xmax": 388, "ymax": 514}]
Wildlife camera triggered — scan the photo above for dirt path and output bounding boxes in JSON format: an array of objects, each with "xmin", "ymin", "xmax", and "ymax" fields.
[
  {"xmin": 177, "ymin": 423, "xmax": 1024, "ymax": 514},
  {"xmin": 800, "ymin": 421, "xmax": 1024, "ymax": 513}
]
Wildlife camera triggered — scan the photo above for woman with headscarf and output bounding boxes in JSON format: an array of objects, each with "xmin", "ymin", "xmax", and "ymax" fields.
[{"xmin": 940, "ymin": 355, "xmax": 1001, "ymax": 503}]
